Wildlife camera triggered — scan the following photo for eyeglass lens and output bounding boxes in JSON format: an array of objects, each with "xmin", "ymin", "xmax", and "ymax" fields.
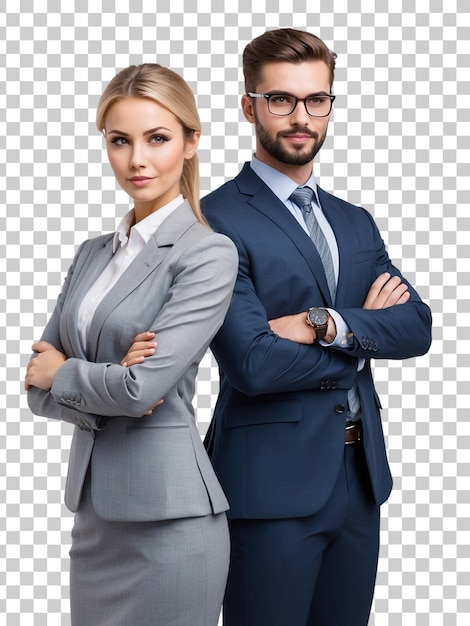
[{"xmin": 268, "ymin": 95, "xmax": 332, "ymax": 116}]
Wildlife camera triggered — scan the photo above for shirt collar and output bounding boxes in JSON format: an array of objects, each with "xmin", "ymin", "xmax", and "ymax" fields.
[
  {"xmin": 250, "ymin": 155, "xmax": 321, "ymax": 207},
  {"xmin": 113, "ymin": 195, "xmax": 184, "ymax": 252}
]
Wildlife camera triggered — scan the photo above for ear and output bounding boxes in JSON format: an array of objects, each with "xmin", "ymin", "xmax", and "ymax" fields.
[
  {"xmin": 184, "ymin": 130, "xmax": 201, "ymax": 160},
  {"xmin": 241, "ymin": 94, "xmax": 255, "ymax": 124}
]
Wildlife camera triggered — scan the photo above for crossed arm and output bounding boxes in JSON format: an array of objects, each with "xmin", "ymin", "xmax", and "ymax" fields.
[
  {"xmin": 24, "ymin": 333, "xmax": 158, "ymax": 391},
  {"xmin": 25, "ymin": 271, "xmax": 408, "ymax": 393},
  {"xmin": 24, "ymin": 339, "xmax": 163, "ymax": 416},
  {"xmin": 269, "ymin": 271, "xmax": 410, "ymax": 345},
  {"xmin": 118, "ymin": 273, "xmax": 410, "ymax": 362}
]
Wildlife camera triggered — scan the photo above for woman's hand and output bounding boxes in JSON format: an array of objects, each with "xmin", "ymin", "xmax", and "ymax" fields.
[
  {"xmin": 121, "ymin": 331, "xmax": 163, "ymax": 414},
  {"xmin": 24, "ymin": 342, "xmax": 66, "ymax": 391},
  {"xmin": 120, "ymin": 331, "xmax": 157, "ymax": 367}
]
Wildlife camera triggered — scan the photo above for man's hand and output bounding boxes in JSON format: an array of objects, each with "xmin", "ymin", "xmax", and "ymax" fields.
[
  {"xmin": 269, "ymin": 312, "xmax": 336, "ymax": 345},
  {"xmin": 268, "ymin": 273, "xmax": 408, "ymax": 348},
  {"xmin": 24, "ymin": 342, "xmax": 66, "ymax": 391},
  {"xmin": 120, "ymin": 331, "xmax": 157, "ymax": 367},
  {"xmin": 363, "ymin": 272, "xmax": 410, "ymax": 310},
  {"xmin": 269, "ymin": 313, "xmax": 315, "ymax": 344}
]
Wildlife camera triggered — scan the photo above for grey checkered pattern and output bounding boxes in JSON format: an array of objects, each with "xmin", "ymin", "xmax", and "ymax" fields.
[{"xmin": 1, "ymin": 2, "xmax": 469, "ymax": 624}]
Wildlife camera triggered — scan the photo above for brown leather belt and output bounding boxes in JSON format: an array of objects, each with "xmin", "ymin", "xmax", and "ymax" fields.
[{"xmin": 345, "ymin": 421, "xmax": 362, "ymax": 445}]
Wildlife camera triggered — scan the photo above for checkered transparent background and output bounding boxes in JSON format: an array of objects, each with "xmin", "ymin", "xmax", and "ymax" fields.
[{"xmin": 1, "ymin": 1, "xmax": 469, "ymax": 624}]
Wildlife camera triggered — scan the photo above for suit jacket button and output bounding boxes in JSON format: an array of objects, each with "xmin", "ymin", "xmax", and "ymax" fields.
[{"xmin": 335, "ymin": 404, "xmax": 346, "ymax": 414}]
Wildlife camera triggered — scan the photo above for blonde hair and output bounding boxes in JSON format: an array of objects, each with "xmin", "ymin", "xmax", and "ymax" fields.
[{"xmin": 96, "ymin": 63, "xmax": 205, "ymax": 224}]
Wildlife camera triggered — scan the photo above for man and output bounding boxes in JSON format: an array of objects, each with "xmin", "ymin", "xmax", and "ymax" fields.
[{"xmin": 202, "ymin": 28, "xmax": 432, "ymax": 626}]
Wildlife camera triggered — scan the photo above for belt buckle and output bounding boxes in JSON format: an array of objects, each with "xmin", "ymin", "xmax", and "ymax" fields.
[{"xmin": 345, "ymin": 421, "xmax": 361, "ymax": 445}]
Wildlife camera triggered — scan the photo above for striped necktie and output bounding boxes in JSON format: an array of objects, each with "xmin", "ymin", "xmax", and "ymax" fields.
[
  {"xmin": 290, "ymin": 186, "xmax": 336, "ymax": 303},
  {"xmin": 290, "ymin": 186, "xmax": 360, "ymax": 416}
]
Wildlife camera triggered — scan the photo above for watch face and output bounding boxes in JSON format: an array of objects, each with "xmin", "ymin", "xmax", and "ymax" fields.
[{"xmin": 309, "ymin": 308, "xmax": 328, "ymax": 325}]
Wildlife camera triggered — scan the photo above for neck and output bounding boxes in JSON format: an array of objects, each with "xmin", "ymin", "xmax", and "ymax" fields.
[
  {"xmin": 133, "ymin": 195, "xmax": 180, "ymax": 224},
  {"xmin": 254, "ymin": 151, "xmax": 314, "ymax": 186}
]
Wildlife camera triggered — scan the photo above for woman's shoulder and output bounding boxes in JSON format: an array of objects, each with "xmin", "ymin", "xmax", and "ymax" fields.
[
  {"xmin": 190, "ymin": 220, "xmax": 237, "ymax": 253},
  {"xmin": 70, "ymin": 232, "xmax": 114, "ymax": 269},
  {"xmin": 76, "ymin": 232, "xmax": 114, "ymax": 254}
]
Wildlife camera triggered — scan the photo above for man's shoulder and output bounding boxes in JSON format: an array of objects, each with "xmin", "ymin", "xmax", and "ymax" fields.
[
  {"xmin": 319, "ymin": 187, "xmax": 374, "ymax": 219},
  {"xmin": 202, "ymin": 178, "xmax": 239, "ymax": 207},
  {"xmin": 201, "ymin": 178, "xmax": 248, "ymax": 227},
  {"xmin": 318, "ymin": 186, "xmax": 357, "ymax": 209},
  {"xmin": 202, "ymin": 162, "xmax": 261, "ymax": 212}
]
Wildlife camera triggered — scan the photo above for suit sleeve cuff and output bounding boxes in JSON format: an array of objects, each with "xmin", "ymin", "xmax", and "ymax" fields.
[{"xmin": 320, "ymin": 309, "xmax": 365, "ymax": 371}]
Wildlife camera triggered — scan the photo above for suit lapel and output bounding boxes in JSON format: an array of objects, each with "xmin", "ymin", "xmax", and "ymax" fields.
[
  {"xmin": 62, "ymin": 236, "xmax": 115, "ymax": 359},
  {"xmin": 86, "ymin": 201, "xmax": 197, "ymax": 360},
  {"xmin": 317, "ymin": 188, "xmax": 355, "ymax": 307},
  {"xmin": 236, "ymin": 164, "xmax": 334, "ymax": 305}
]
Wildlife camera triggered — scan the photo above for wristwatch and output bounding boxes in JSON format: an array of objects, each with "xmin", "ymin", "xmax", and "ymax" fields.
[{"xmin": 306, "ymin": 307, "xmax": 329, "ymax": 342}]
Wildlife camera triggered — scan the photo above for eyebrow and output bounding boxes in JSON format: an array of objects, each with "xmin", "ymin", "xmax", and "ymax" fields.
[
  {"xmin": 107, "ymin": 126, "xmax": 173, "ymax": 136},
  {"xmin": 264, "ymin": 90, "xmax": 331, "ymax": 97}
]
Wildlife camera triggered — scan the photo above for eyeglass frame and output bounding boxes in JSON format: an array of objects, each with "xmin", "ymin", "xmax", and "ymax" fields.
[{"xmin": 247, "ymin": 91, "xmax": 336, "ymax": 118}]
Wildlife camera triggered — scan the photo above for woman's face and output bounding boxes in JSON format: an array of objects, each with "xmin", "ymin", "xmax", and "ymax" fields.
[{"xmin": 103, "ymin": 96, "xmax": 199, "ymax": 219}]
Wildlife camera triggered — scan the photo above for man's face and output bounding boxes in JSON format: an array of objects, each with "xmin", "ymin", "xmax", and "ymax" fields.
[{"xmin": 242, "ymin": 60, "xmax": 332, "ymax": 181}]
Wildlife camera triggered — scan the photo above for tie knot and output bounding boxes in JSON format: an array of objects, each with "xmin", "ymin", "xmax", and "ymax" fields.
[{"xmin": 290, "ymin": 186, "xmax": 315, "ymax": 213}]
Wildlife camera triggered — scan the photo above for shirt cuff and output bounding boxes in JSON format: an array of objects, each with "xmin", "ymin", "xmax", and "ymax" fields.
[{"xmin": 320, "ymin": 309, "xmax": 365, "ymax": 371}]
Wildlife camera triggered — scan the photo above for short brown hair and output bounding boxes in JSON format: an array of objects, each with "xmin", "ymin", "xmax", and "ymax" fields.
[{"xmin": 243, "ymin": 28, "xmax": 337, "ymax": 93}]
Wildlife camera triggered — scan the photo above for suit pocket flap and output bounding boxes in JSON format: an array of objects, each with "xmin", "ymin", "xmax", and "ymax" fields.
[{"xmin": 224, "ymin": 401, "xmax": 302, "ymax": 429}]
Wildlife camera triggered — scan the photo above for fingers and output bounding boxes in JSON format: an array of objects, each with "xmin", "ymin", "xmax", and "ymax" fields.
[
  {"xmin": 363, "ymin": 273, "xmax": 410, "ymax": 310},
  {"xmin": 122, "ymin": 350, "xmax": 156, "ymax": 367},
  {"xmin": 269, "ymin": 313, "xmax": 316, "ymax": 344},
  {"xmin": 121, "ymin": 343, "xmax": 156, "ymax": 367},
  {"xmin": 379, "ymin": 277, "xmax": 409, "ymax": 307},
  {"xmin": 385, "ymin": 282, "xmax": 409, "ymax": 306},
  {"xmin": 397, "ymin": 290, "xmax": 411, "ymax": 305},
  {"xmin": 121, "ymin": 331, "xmax": 157, "ymax": 367},
  {"xmin": 31, "ymin": 341, "xmax": 56, "ymax": 353},
  {"xmin": 370, "ymin": 272, "xmax": 392, "ymax": 293},
  {"xmin": 362, "ymin": 273, "xmax": 391, "ymax": 309},
  {"xmin": 132, "ymin": 331, "xmax": 156, "ymax": 343},
  {"xmin": 142, "ymin": 398, "xmax": 165, "ymax": 415}
]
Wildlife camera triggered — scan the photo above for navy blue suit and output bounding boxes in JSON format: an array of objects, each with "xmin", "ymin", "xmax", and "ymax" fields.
[{"xmin": 203, "ymin": 163, "xmax": 432, "ymax": 625}]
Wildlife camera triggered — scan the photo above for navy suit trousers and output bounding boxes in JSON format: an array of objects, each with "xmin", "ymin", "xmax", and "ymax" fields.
[{"xmin": 223, "ymin": 441, "xmax": 380, "ymax": 626}]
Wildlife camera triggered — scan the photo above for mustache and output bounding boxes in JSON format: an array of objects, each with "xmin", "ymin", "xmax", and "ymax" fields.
[{"xmin": 278, "ymin": 128, "xmax": 319, "ymax": 139}]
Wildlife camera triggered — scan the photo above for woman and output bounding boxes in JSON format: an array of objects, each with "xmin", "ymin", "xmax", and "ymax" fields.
[{"xmin": 25, "ymin": 63, "xmax": 238, "ymax": 626}]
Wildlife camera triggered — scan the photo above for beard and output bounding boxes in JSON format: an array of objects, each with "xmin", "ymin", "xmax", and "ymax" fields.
[{"xmin": 254, "ymin": 115, "xmax": 327, "ymax": 166}]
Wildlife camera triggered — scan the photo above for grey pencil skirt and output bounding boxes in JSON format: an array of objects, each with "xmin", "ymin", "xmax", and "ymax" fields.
[{"xmin": 69, "ymin": 472, "xmax": 230, "ymax": 626}]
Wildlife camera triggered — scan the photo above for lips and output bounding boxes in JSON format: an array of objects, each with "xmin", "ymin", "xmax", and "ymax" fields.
[
  {"xmin": 280, "ymin": 129, "xmax": 318, "ymax": 141},
  {"xmin": 128, "ymin": 176, "xmax": 154, "ymax": 187},
  {"xmin": 286, "ymin": 135, "xmax": 313, "ymax": 141},
  {"xmin": 282, "ymin": 132, "xmax": 317, "ymax": 141}
]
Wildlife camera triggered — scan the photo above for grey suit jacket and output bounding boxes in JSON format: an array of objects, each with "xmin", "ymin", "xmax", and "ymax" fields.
[{"xmin": 28, "ymin": 201, "xmax": 238, "ymax": 522}]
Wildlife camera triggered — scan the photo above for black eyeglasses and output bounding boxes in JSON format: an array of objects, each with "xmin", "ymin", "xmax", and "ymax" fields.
[{"xmin": 247, "ymin": 92, "xmax": 336, "ymax": 118}]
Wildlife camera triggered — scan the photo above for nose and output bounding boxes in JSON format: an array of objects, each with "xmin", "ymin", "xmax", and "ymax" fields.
[
  {"xmin": 289, "ymin": 99, "xmax": 310, "ymax": 126},
  {"xmin": 129, "ymin": 143, "xmax": 147, "ymax": 170}
]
